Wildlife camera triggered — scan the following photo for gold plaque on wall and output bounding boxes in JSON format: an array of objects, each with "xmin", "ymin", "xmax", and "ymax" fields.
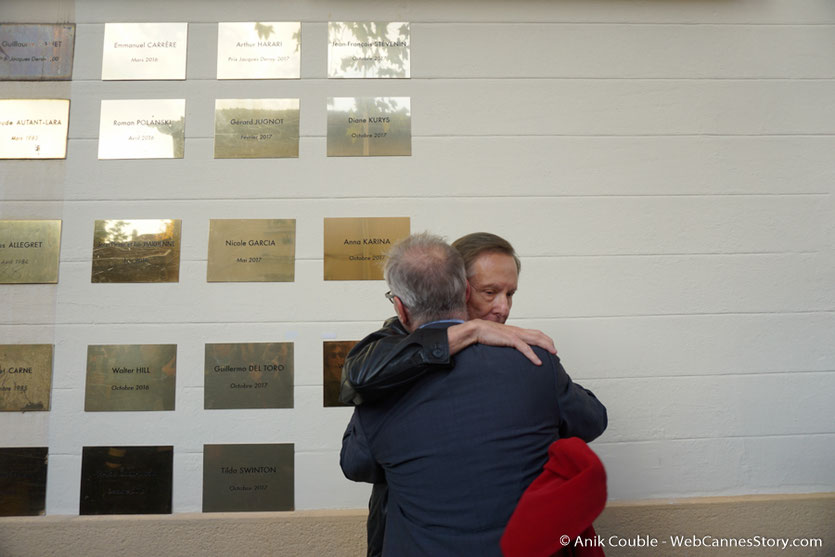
[
  {"xmin": 84, "ymin": 344, "xmax": 177, "ymax": 411},
  {"xmin": 0, "ymin": 448, "xmax": 48, "ymax": 517},
  {"xmin": 203, "ymin": 443, "xmax": 294, "ymax": 512},
  {"xmin": 323, "ymin": 340, "xmax": 358, "ymax": 407},
  {"xmin": 216, "ymin": 22, "xmax": 300, "ymax": 79},
  {"xmin": 323, "ymin": 217, "xmax": 410, "ymax": 280},
  {"xmin": 328, "ymin": 22, "xmax": 409, "ymax": 79},
  {"xmin": 91, "ymin": 219, "xmax": 181, "ymax": 283},
  {"xmin": 98, "ymin": 99, "xmax": 185, "ymax": 159},
  {"xmin": 0, "ymin": 24, "xmax": 75, "ymax": 81},
  {"xmin": 327, "ymin": 97, "xmax": 411, "ymax": 157},
  {"xmin": 0, "ymin": 99, "xmax": 69, "ymax": 159},
  {"xmin": 0, "ymin": 220, "xmax": 61, "ymax": 284},
  {"xmin": 0, "ymin": 345, "xmax": 53, "ymax": 412},
  {"xmin": 101, "ymin": 23, "xmax": 187, "ymax": 80},
  {"xmin": 204, "ymin": 343, "xmax": 294, "ymax": 409},
  {"xmin": 213, "ymin": 99, "xmax": 299, "ymax": 159},
  {"xmin": 207, "ymin": 219, "xmax": 295, "ymax": 281}
]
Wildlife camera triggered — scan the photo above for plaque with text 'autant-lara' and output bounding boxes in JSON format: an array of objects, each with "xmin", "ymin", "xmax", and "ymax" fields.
[
  {"xmin": 0, "ymin": 447, "xmax": 48, "ymax": 517},
  {"xmin": 98, "ymin": 99, "xmax": 185, "ymax": 159},
  {"xmin": 203, "ymin": 443, "xmax": 294, "ymax": 512},
  {"xmin": 0, "ymin": 344, "xmax": 53, "ymax": 412},
  {"xmin": 214, "ymin": 99, "xmax": 299, "ymax": 159},
  {"xmin": 323, "ymin": 340, "xmax": 358, "ymax": 407},
  {"xmin": 0, "ymin": 220, "xmax": 62, "ymax": 284},
  {"xmin": 101, "ymin": 22, "xmax": 187, "ymax": 80},
  {"xmin": 207, "ymin": 219, "xmax": 295, "ymax": 281},
  {"xmin": 0, "ymin": 99, "xmax": 69, "ymax": 159},
  {"xmin": 0, "ymin": 23, "xmax": 75, "ymax": 80},
  {"xmin": 327, "ymin": 97, "xmax": 410, "ymax": 157},
  {"xmin": 204, "ymin": 342, "xmax": 294, "ymax": 409},
  {"xmin": 84, "ymin": 344, "xmax": 176, "ymax": 411},
  {"xmin": 91, "ymin": 219, "xmax": 181, "ymax": 283},
  {"xmin": 217, "ymin": 22, "xmax": 300, "ymax": 79},
  {"xmin": 328, "ymin": 22, "xmax": 409, "ymax": 79},
  {"xmin": 323, "ymin": 217, "xmax": 410, "ymax": 280}
]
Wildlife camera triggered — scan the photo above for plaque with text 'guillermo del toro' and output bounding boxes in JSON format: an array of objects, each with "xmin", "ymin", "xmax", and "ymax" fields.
[
  {"xmin": 98, "ymin": 99, "xmax": 185, "ymax": 159},
  {"xmin": 0, "ymin": 99, "xmax": 69, "ymax": 159},
  {"xmin": 203, "ymin": 443, "xmax": 293, "ymax": 512},
  {"xmin": 0, "ymin": 220, "xmax": 61, "ymax": 284},
  {"xmin": 91, "ymin": 219, "xmax": 181, "ymax": 283},
  {"xmin": 0, "ymin": 345, "xmax": 53, "ymax": 412},
  {"xmin": 328, "ymin": 22, "xmax": 409, "ymax": 79},
  {"xmin": 0, "ymin": 23, "xmax": 75, "ymax": 80},
  {"xmin": 324, "ymin": 217, "xmax": 410, "ymax": 280},
  {"xmin": 207, "ymin": 219, "xmax": 295, "ymax": 282},
  {"xmin": 214, "ymin": 99, "xmax": 299, "ymax": 159},
  {"xmin": 327, "ymin": 97, "xmax": 410, "ymax": 157},
  {"xmin": 205, "ymin": 343, "xmax": 293, "ymax": 409},
  {"xmin": 84, "ymin": 344, "xmax": 176, "ymax": 411},
  {"xmin": 0, "ymin": 447, "xmax": 48, "ymax": 517},
  {"xmin": 101, "ymin": 22, "xmax": 187, "ymax": 80},
  {"xmin": 217, "ymin": 22, "xmax": 300, "ymax": 80},
  {"xmin": 323, "ymin": 340, "xmax": 358, "ymax": 407}
]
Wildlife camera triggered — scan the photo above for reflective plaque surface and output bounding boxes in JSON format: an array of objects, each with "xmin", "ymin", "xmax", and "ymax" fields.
[
  {"xmin": 217, "ymin": 22, "xmax": 300, "ymax": 79},
  {"xmin": 84, "ymin": 344, "xmax": 176, "ymax": 411},
  {"xmin": 98, "ymin": 99, "xmax": 185, "ymax": 159},
  {"xmin": 204, "ymin": 343, "xmax": 293, "ymax": 409},
  {"xmin": 214, "ymin": 99, "xmax": 299, "ymax": 159},
  {"xmin": 327, "ymin": 97, "xmax": 411, "ymax": 157},
  {"xmin": 80, "ymin": 445, "xmax": 173, "ymax": 515},
  {"xmin": 328, "ymin": 22, "xmax": 409, "ymax": 79},
  {"xmin": 203, "ymin": 443, "xmax": 294, "ymax": 512},
  {"xmin": 0, "ymin": 99, "xmax": 69, "ymax": 159},
  {"xmin": 324, "ymin": 217, "xmax": 410, "ymax": 280},
  {"xmin": 0, "ymin": 447, "xmax": 47, "ymax": 516},
  {"xmin": 323, "ymin": 341, "xmax": 358, "ymax": 407},
  {"xmin": 0, "ymin": 24, "xmax": 75, "ymax": 80},
  {"xmin": 101, "ymin": 23, "xmax": 187, "ymax": 80},
  {"xmin": 207, "ymin": 219, "xmax": 295, "ymax": 281},
  {"xmin": 0, "ymin": 345, "xmax": 53, "ymax": 412},
  {"xmin": 91, "ymin": 219, "xmax": 181, "ymax": 283},
  {"xmin": 0, "ymin": 220, "xmax": 61, "ymax": 284}
]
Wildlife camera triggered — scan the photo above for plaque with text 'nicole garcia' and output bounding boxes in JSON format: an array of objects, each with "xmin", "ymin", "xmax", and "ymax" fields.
[
  {"xmin": 217, "ymin": 22, "xmax": 300, "ymax": 80},
  {"xmin": 328, "ymin": 22, "xmax": 409, "ymax": 79},
  {"xmin": 324, "ymin": 217, "xmax": 410, "ymax": 280},
  {"xmin": 327, "ymin": 97, "xmax": 411, "ymax": 157},
  {"xmin": 98, "ymin": 99, "xmax": 185, "ymax": 159},
  {"xmin": 207, "ymin": 219, "xmax": 295, "ymax": 281},
  {"xmin": 204, "ymin": 343, "xmax": 293, "ymax": 409},
  {"xmin": 0, "ymin": 447, "xmax": 47, "ymax": 516},
  {"xmin": 101, "ymin": 23, "xmax": 187, "ymax": 80},
  {"xmin": 80, "ymin": 445, "xmax": 173, "ymax": 515},
  {"xmin": 91, "ymin": 219, "xmax": 181, "ymax": 283},
  {"xmin": 0, "ymin": 220, "xmax": 61, "ymax": 284},
  {"xmin": 203, "ymin": 443, "xmax": 294, "ymax": 512},
  {"xmin": 0, "ymin": 24, "xmax": 75, "ymax": 80},
  {"xmin": 84, "ymin": 344, "xmax": 176, "ymax": 411},
  {"xmin": 323, "ymin": 340, "xmax": 358, "ymax": 407},
  {"xmin": 214, "ymin": 99, "xmax": 299, "ymax": 159},
  {"xmin": 0, "ymin": 345, "xmax": 53, "ymax": 412},
  {"xmin": 0, "ymin": 99, "xmax": 69, "ymax": 159}
]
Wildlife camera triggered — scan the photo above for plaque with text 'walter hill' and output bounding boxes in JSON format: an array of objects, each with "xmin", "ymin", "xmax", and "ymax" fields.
[
  {"xmin": 204, "ymin": 343, "xmax": 293, "ymax": 409},
  {"xmin": 0, "ymin": 344, "xmax": 53, "ymax": 412},
  {"xmin": 0, "ymin": 220, "xmax": 61, "ymax": 284},
  {"xmin": 323, "ymin": 340, "xmax": 358, "ymax": 407},
  {"xmin": 0, "ymin": 447, "xmax": 48, "ymax": 517},
  {"xmin": 327, "ymin": 97, "xmax": 410, "ymax": 157},
  {"xmin": 323, "ymin": 217, "xmax": 410, "ymax": 280},
  {"xmin": 101, "ymin": 23, "xmax": 187, "ymax": 80},
  {"xmin": 98, "ymin": 100, "xmax": 185, "ymax": 159},
  {"xmin": 0, "ymin": 99, "xmax": 69, "ymax": 159},
  {"xmin": 203, "ymin": 443, "xmax": 294, "ymax": 512},
  {"xmin": 91, "ymin": 219, "xmax": 181, "ymax": 283},
  {"xmin": 0, "ymin": 23, "xmax": 75, "ymax": 80},
  {"xmin": 207, "ymin": 219, "xmax": 295, "ymax": 281},
  {"xmin": 217, "ymin": 22, "xmax": 300, "ymax": 79},
  {"xmin": 328, "ymin": 22, "xmax": 409, "ymax": 79},
  {"xmin": 84, "ymin": 344, "xmax": 176, "ymax": 411},
  {"xmin": 214, "ymin": 99, "xmax": 299, "ymax": 159}
]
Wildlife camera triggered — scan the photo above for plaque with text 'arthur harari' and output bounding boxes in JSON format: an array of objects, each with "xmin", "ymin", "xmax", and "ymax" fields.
[{"xmin": 217, "ymin": 22, "xmax": 300, "ymax": 79}]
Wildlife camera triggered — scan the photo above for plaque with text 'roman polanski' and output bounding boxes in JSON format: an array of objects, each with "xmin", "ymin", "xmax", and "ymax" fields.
[
  {"xmin": 0, "ymin": 220, "xmax": 61, "ymax": 284},
  {"xmin": 217, "ymin": 22, "xmax": 300, "ymax": 79},
  {"xmin": 328, "ymin": 22, "xmax": 409, "ymax": 79},
  {"xmin": 98, "ymin": 99, "xmax": 185, "ymax": 159},
  {"xmin": 327, "ymin": 97, "xmax": 411, "ymax": 157},
  {"xmin": 0, "ymin": 99, "xmax": 69, "ymax": 159},
  {"xmin": 207, "ymin": 219, "xmax": 295, "ymax": 281},
  {"xmin": 214, "ymin": 99, "xmax": 299, "ymax": 159},
  {"xmin": 323, "ymin": 217, "xmax": 410, "ymax": 280},
  {"xmin": 0, "ymin": 23, "xmax": 75, "ymax": 80},
  {"xmin": 323, "ymin": 340, "xmax": 358, "ymax": 407},
  {"xmin": 204, "ymin": 343, "xmax": 294, "ymax": 409},
  {"xmin": 91, "ymin": 219, "xmax": 181, "ymax": 283},
  {"xmin": 0, "ymin": 345, "xmax": 53, "ymax": 412},
  {"xmin": 101, "ymin": 23, "xmax": 187, "ymax": 80},
  {"xmin": 84, "ymin": 344, "xmax": 176, "ymax": 411},
  {"xmin": 203, "ymin": 443, "xmax": 293, "ymax": 512},
  {"xmin": 0, "ymin": 447, "xmax": 48, "ymax": 517}
]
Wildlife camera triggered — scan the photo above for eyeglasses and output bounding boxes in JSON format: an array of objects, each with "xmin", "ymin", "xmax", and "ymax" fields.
[{"xmin": 385, "ymin": 291, "xmax": 396, "ymax": 304}]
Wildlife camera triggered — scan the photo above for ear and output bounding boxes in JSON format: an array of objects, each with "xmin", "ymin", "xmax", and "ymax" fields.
[
  {"xmin": 465, "ymin": 281, "xmax": 472, "ymax": 303},
  {"xmin": 393, "ymin": 296, "xmax": 411, "ymax": 328}
]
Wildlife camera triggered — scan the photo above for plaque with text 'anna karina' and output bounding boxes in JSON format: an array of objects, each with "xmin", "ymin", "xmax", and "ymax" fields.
[
  {"xmin": 214, "ymin": 99, "xmax": 299, "ymax": 159},
  {"xmin": 327, "ymin": 97, "xmax": 411, "ymax": 157},
  {"xmin": 205, "ymin": 343, "xmax": 293, "ymax": 409},
  {"xmin": 0, "ymin": 345, "xmax": 53, "ymax": 412},
  {"xmin": 80, "ymin": 445, "xmax": 173, "ymax": 515},
  {"xmin": 217, "ymin": 22, "xmax": 300, "ymax": 80},
  {"xmin": 0, "ymin": 447, "xmax": 47, "ymax": 517},
  {"xmin": 98, "ymin": 99, "xmax": 185, "ymax": 159},
  {"xmin": 323, "ymin": 340, "xmax": 358, "ymax": 407},
  {"xmin": 324, "ymin": 217, "xmax": 410, "ymax": 280},
  {"xmin": 91, "ymin": 219, "xmax": 181, "ymax": 283},
  {"xmin": 101, "ymin": 23, "xmax": 187, "ymax": 80},
  {"xmin": 0, "ymin": 24, "xmax": 75, "ymax": 80},
  {"xmin": 328, "ymin": 22, "xmax": 409, "ymax": 79},
  {"xmin": 0, "ymin": 99, "xmax": 69, "ymax": 159},
  {"xmin": 203, "ymin": 444, "xmax": 293, "ymax": 512},
  {"xmin": 84, "ymin": 344, "xmax": 176, "ymax": 411},
  {"xmin": 207, "ymin": 219, "xmax": 295, "ymax": 281},
  {"xmin": 0, "ymin": 220, "xmax": 61, "ymax": 284}
]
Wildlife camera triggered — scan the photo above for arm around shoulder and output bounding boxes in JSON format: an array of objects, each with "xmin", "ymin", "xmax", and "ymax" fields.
[{"xmin": 550, "ymin": 354, "xmax": 608, "ymax": 442}]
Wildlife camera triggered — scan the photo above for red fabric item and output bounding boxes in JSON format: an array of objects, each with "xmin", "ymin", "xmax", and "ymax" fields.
[{"xmin": 501, "ymin": 437, "xmax": 607, "ymax": 557}]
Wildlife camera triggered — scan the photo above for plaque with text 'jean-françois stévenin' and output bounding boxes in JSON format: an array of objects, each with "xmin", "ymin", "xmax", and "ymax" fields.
[
  {"xmin": 84, "ymin": 344, "xmax": 176, "ymax": 411},
  {"xmin": 0, "ymin": 344, "xmax": 53, "ymax": 412},
  {"xmin": 0, "ymin": 447, "xmax": 48, "ymax": 517},
  {"xmin": 0, "ymin": 220, "xmax": 61, "ymax": 284},
  {"xmin": 98, "ymin": 99, "xmax": 185, "ymax": 159},
  {"xmin": 323, "ymin": 340, "xmax": 358, "ymax": 407},
  {"xmin": 101, "ymin": 22, "xmax": 187, "ymax": 80},
  {"xmin": 91, "ymin": 219, "xmax": 181, "ymax": 283},
  {"xmin": 323, "ymin": 217, "xmax": 410, "ymax": 280},
  {"xmin": 203, "ymin": 443, "xmax": 293, "ymax": 512},
  {"xmin": 204, "ymin": 343, "xmax": 293, "ymax": 409},
  {"xmin": 217, "ymin": 22, "xmax": 300, "ymax": 79},
  {"xmin": 207, "ymin": 219, "xmax": 295, "ymax": 281},
  {"xmin": 214, "ymin": 99, "xmax": 299, "ymax": 159},
  {"xmin": 328, "ymin": 22, "xmax": 409, "ymax": 79},
  {"xmin": 0, "ymin": 99, "xmax": 69, "ymax": 159},
  {"xmin": 327, "ymin": 97, "xmax": 410, "ymax": 157},
  {"xmin": 0, "ymin": 23, "xmax": 75, "ymax": 80}
]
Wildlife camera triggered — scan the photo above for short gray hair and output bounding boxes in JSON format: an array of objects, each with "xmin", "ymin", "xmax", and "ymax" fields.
[{"xmin": 384, "ymin": 233, "xmax": 468, "ymax": 326}]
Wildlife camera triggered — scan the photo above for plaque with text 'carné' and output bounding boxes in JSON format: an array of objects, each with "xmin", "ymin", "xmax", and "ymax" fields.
[
  {"xmin": 0, "ymin": 24, "xmax": 75, "ymax": 80},
  {"xmin": 327, "ymin": 97, "xmax": 410, "ymax": 157},
  {"xmin": 0, "ymin": 220, "xmax": 61, "ymax": 284},
  {"xmin": 80, "ymin": 446, "xmax": 173, "ymax": 515},
  {"xmin": 0, "ymin": 99, "xmax": 69, "ymax": 159},
  {"xmin": 91, "ymin": 219, "xmax": 181, "ymax": 283},
  {"xmin": 328, "ymin": 22, "xmax": 409, "ymax": 79},
  {"xmin": 0, "ymin": 345, "xmax": 53, "ymax": 412},
  {"xmin": 214, "ymin": 99, "xmax": 299, "ymax": 159},
  {"xmin": 207, "ymin": 219, "xmax": 295, "ymax": 281},
  {"xmin": 203, "ymin": 444, "xmax": 294, "ymax": 512},
  {"xmin": 217, "ymin": 22, "xmax": 300, "ymax": 79},
  {"xmin": 324, "ymin": 217, "xmax": 409, "ymax": 280},
  {"xmin": 0, "ymin": 447, "xmax": 47, "ymax": 517},
  {"xmin": 323, "ymin": 340, "xmax": 358, "ymax": 407},
  {"xmin": 101, "ymin": 23, "xmax": 187, "ymax": 80},
  {"xmin": 204, "ymin": 343, "xmax": 293, "ymax": 409},
  {"xmin": 84, "ymin": 344, "xmax": 176, "ymax": 411},
  {"xmin": 98, "ymin": 100, "xmax": 185, "ymax": 159}
]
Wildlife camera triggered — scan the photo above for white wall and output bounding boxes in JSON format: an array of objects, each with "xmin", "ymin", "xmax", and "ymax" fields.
[{"xmin": 1, "ymin": 0, "xmax": 833, "ymax": 515}]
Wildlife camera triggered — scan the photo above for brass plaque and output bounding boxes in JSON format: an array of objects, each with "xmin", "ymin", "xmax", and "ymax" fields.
[
  {"xmin": 328, "ymin": 22, "xmax": 409, "ymax": 79},
  {"xmin": 84, "ymin": 344, "xmax": 176, "ymax": 411},
  {"xmin": 0, "ymin": 447, "xmax": 47, "ymax": 517},
  {"xmin": 80, "ymin": 446, "xmax": 173, "ymax": 515},
  {"xmin": 0, "ymin": 345, "xmax": 53, "ymax": 412},
  {"xmin": 0, "ymin": 24, "xmax": 75, "ymax": 80},
  {"xmin": 101, "ymin": 23, "xmax": 187, "ymax": 80},
  {"xmin": 91, "ymin": 219, "xmax": 181, "ymax": 283},
  {"xmin": 207, "ymin": 219, "xmax": 295, "ymax": 281},
  {"xmin": 0, "ymin": 220, "xmax": 62, "ymax": 284},
  {"xmin": 203, "ymin": 443, "xmax": 294, "ymax": 512},
  {"xmin": 0, "ymin": 99, "xmax": 69, "ymax": 159},
  {"xmin": 327, "ymin": 97, "xmax": 411, "ymax": 157},
  {"xmin": 204, "ymin": 343, "xmax": 293, "ymax": 409},
  {"xmin": 217, "ymin": 22, "xmax": 300, "ymax": 79},
  {"xmin": 98, "ymin": 99, "xmax": 185, "ymax": 159},
  {"xmin": 324, "ymin": 217, "xmax": 410, "ymax": 280},
  {"xmin": 323, "ymin": 341, "xmax": 358, "ymax": 407},
  {"xmin": 214, "ymin": 99, "xmax": 300, "ymax": 159}
]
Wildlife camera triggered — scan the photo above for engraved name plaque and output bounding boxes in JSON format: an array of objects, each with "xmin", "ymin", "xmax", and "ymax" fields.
[
  {"xmin": 101, "ymin": 23, "xmax": 187, "ymax": 80},
  {"xmin": 0, "ymin": 447, "xmax": 48, "ymax": 516},
  {"xmin": 214, "ymin": 99, "xmax": 299, "ymax": 159},
  {"xmin": 324, "ymin": 217, "xmax": 410, "ymax": 280},
  {"xmin": 91, "ymin": 219, "xmax": 181, "ymax": 283},
  {"xmin": 217, "ymin": 22, "xmax": 300, "ymax": 79},
  {"xmin": 327, "ymin": 97, "xmax": 411, "ymax": 157},
  {"xmin": 0, "ymin": 23, "xmax": 75, "ymax": 80},
  {"xmin": 207, "ymin": 219, "xmax": 295, "ymax": 281},
  {"xmin": 323, "ymin": 340, "xmax": 358, "ymax": 407},
  {"xmin": 0, "ymin": 345, "xmax": 53, "ymax": 412},
  {"xmin": 328, "ymin": 22, "xmax": 409, "ymax": 79},
  {"xmin": 203, "ymin": 443, "xmax": 294, "ymax": 512},
  {"xmin": 98, "ymin": 99, "xmax": 185, "ymax": 159},
  {"xmin": 84, "ymin": 344, "xmax": 177, "ymax": 411},
  {"xmin": 0, "ymin": 220, "xmax": 61, "ymax": 284},
  {"xmin": 0, "ymin": 99, "xmax": 69, "ymax": 159},
  {"xmin": 204, "ymin": 343, "xmax": 294, "ymax": 409}
]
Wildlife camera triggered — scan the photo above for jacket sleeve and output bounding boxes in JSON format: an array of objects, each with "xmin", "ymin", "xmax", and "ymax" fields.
[
  {"xmin": 550, "ymin": 354, "xmax": 608, "ymax": 442},
  {"xmin": 340, "ymin": 411, "xmax": 385, "ymax": 484},
  {"xmin": 339, "ymin": 316, "xmax": 453, "ymax": 405}
]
